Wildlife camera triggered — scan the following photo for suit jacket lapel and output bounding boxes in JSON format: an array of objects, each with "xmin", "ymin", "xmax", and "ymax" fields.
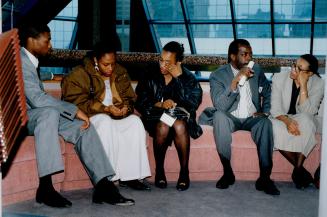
[
  {"xmin": 226, "ymin": 65, "xmax": 234, "ymax": 83},
  {"xmin": 21, "ymin": 49, "xmax": 44, "ymax": 91},
  {"xmin": 249, "ymin": 73, "xmax": 258, "ymax": 105}
]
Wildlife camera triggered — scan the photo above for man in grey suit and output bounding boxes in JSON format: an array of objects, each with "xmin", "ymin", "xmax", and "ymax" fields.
[
  {"xmin": 199, "ymin": 39, "xmax": 279, "ymax": 195},
  {"xmin": 19, "ymin": 23, "xmax": 135, "ymax": 207}
]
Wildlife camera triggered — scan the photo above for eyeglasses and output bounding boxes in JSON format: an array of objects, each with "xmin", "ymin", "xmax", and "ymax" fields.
[{"xmin": 291, "ymin": 63, "xmax": 310, "ymax": 73}]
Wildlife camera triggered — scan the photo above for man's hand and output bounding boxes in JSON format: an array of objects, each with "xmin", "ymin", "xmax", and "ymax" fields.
[
  {"xmin": 253, "ymin": 112, "xmax": 268, "ymax": 118},
  {"xmin": 76, "ymin": 109, "xmax": 90, "ymax": 129},
  {"xmin": 231, "ymin": 66, "xmax": 254, "ymax": 91},
  {"xmin": 52, "ymin": 75, "xmax": 63, "ymax": 81},
  {"xmin": 239, "ymin": 66, "xmax": 254, "ymax": 79}
]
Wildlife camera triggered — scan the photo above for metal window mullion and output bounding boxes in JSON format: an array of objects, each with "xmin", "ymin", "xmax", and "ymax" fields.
[
  {"xmin": 229, "ymin": 0, "xmax": 236, "ymax": 40},
  {"xmin": 310, "ymin": 0, "xmax": 316, "ymax": 54},
  {"xmin": 53, "ymin": 16, "xmax": 77, "ymax": 22},
  {"xmin": 180, "ymin": 0, "xmax": 196, "ymax": 54},
  {"xmin": 69, "ymin": 21, "xmax": 78, "ymax": 50},
  {"xmin": 270, "ymin": 0, "xmax": 275, "ymax": 56},
  {"xmin": 149, "ymin": 20, "xmax": 324, "ymax": 25},
  {"xmin": 142, "ymin": 0, "xmax": 160, "ymax": 52}
]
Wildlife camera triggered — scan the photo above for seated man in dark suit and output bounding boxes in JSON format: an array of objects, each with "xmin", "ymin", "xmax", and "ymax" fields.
[
  {"xmin": 199, "ymin": 39, "xmax": 279, "ymax": 195},
  {"xmin": 19, "ymin": 23, "xmax": 134, "ymax": 207}
]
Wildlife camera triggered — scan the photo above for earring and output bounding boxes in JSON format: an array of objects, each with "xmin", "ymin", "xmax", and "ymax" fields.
[{"xmin": 94, "ymin": 62, "xmax": 99, "ymax": 71}]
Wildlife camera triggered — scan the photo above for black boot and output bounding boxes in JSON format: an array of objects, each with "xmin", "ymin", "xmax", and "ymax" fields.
[
  {"xmin": 216, "ymin": 155, "xmax": 235, "ymax": 189},
  {"xmin": 93, "ymin": 178, "xmax": 135, "ymax": 206}
]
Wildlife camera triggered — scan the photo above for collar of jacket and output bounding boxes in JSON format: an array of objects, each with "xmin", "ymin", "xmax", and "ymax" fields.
[{"xmin": 83, "ymin": 57, "xmax": 125, "ymax": 80}]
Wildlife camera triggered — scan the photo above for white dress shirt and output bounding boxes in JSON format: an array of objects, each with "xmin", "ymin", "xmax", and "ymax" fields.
[{"xmin": 230, "ymin": 64, "xmax": 256, "ymax": 118}]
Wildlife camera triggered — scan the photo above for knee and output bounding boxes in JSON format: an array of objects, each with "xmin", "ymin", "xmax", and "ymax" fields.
[
  {"xmin": 213, "ymin": 110, "xmax": 229, "ymax": 126},
  {"xmin": 130, "ymin": 115, "xmax": 145, "ymax": 128},
  {"xmin": 257, "ymin": 117, "xmax": 272, "ymax": 129},
  {"xmin": 156, "ymin": 122, "xmax": 170, "ymax": 136},
  {"xmin": 174, "ymin": 120, "xmax": 187, "ymax": 135},
  {"xmin": 38, "ymin": 107, "xmax": 60, "ymax": 122},
  {"xmin": 298, "ymin": 113, "xmax": 316, "ymax": 131},
  {"xmin": 91, "ymin": 114, "xmax": 112, "ymax": 131}
]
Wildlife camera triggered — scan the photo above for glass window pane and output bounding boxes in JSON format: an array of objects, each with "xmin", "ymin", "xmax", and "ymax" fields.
[
  {"xmin": 275, "ymin": 24, "xmax": 310, "ymax": 55},
  {"xmin": 117, "ymin": 0, "xmax": 130, "ymax": 20},
  {"xmin": 117, "ymin": 26, "xmax": 130, "ymax": 51},
  {"xmin": 313, "ymin": 24, "xmax": 327, "ymax": 55},
  {"xmin": 234, "ymin": 0, "xmax": 271, "ymax": 21},
  {"xmin": 186, "ymin": 0, "xmax": 231, "ymax": 20},
  {"xmin": 117, "ymin": 0, "xmax": 130, "ymax": 51},
  {"xmin": 57, "ymin": 0, "xmax": 78, "ymax": 17},
  {"xmin": 153, "ymin": 24, "xmax": 191, "ymax": 53},
  {"xmin": 315, "ymin": 0, "xmax": 327, "ymax": 21},
  {"xmin": 145, "ymin": 0, "xmax": 184, "ymax": 20},
  {"xmin": 48, "ymin": 20, "xmax": 75, "ymax": 49},
  {"xmin": 274, "ymin": 0, "xmax": 311, "ymax": 21},
  {"xmin": 192, "ymin": 24, "xmax": 233, "ymax": 54},
  {"xmin": 236, "ymin": 24, "xmax": 272, "ymax": 55}
]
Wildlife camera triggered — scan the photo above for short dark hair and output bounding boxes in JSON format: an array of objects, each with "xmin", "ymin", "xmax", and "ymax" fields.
[
  {"xmin": 300, "ymin": 54, "xmax": 320, "ymax": 77},
  {"xmin": 91, "ymin": 40, "xmax": 119, "ymax": 60},
  {"xmin": 18, "ymin": 23, "xmax": 50, "ymax": 47},
  {"xmin": 227, "ymin": 39, "xmax": 251, "ymax": 63},
  {"xmin": 162, "ymin": 41, "xmax": 184, "ymax": 62}
]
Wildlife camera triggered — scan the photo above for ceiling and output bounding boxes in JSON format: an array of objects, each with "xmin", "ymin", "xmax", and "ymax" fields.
[{"xmin": 1, "ymin": 0, "xmax": 71, "ymax": 31}]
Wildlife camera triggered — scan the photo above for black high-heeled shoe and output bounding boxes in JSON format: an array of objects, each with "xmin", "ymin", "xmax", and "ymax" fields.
[
  {"xmin": 176, "ymin": 171, "xmax": 190, "ymax": 191},
  {"xmin": 155, "ymin": 171, "xmax": 167, "ymax": 189},
  {"xmin": 292, "ymin": 167, "xmax": 313, "ymax": 189}
]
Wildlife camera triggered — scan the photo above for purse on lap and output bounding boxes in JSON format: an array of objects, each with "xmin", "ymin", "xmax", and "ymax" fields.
[{"xmin": 144, "ymin": 106, "xmax": 190, "ymax": 121}]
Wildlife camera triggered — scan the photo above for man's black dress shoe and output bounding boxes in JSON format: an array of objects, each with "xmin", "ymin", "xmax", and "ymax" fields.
[
  {"xmin": 36, "ymin": 187, "xmax": 72, "ymax": 208},
  {"xmin": 216, "ymin": 173, "xmax": 235, "ymax": 189},
  {"xmin": 119, "ymin": 180, "xmax": 151, "ymax": 191},
  {"xmin": 93, "ymin": 180, "xmax": 135, "ymax": 206},
  {"xmin": 255, "ymin": 177, "xmax": 280, "ymax": 195}
]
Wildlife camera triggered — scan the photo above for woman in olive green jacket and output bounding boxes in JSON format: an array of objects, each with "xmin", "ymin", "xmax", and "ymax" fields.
[{"xmin": 61, "ymin": 42, "xmax": 151, "ymax": 190}]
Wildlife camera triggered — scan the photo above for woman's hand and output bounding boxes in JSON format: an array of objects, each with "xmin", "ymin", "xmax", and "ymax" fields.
[
  {"xmin": 298, "ymin": 71, "xmax": 310, "ymax": 88},
  {"xmin": 162, "ymin": 99, "xmax": 176, "ymax": 109},
  {"xmin": 168, "ymin": 62, "xmax": 182, "ymax": 78},
  {"xmin": 120, "ymin": 105, "xmax": 129, "ymax": 116},
  {"xmin": 285, "ymin": 117, "xmax": 300, "ymax": 136},
  {"xmin": 107, "ymin": 105, "xmax": 123, "ymax": 117}
]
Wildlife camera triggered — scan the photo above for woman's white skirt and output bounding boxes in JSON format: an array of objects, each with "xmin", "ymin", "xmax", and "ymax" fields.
[
  {"xmin": 271, "ymin": 113, "xmax": 317, "ymax": 157},
  {"xmin": 90, "ymin": 114, "xmax": 151, "ymax": 181}
]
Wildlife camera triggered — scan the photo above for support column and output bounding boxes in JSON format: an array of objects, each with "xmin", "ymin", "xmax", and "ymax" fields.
[{"xmin": 77, "ymin": 0, "xmax": 119, "ymax": 50}]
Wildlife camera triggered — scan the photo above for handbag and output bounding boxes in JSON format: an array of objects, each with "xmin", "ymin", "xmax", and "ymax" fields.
[{"xmin": 144, "ymin": 106, "xmax": 190, "ymax": 121}]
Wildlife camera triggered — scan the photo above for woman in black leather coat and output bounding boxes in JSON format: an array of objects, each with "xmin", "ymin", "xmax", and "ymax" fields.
[{"xmin": 135, "ymin": 41, "xmax": 203, "ymax": 191}]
